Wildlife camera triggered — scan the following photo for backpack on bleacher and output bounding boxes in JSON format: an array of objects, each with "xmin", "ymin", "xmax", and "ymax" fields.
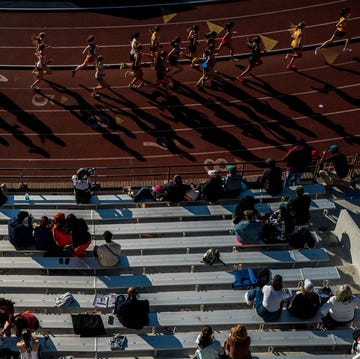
[
  {"xmin": 232, "ymin": 267, "xmax": 271, "ymax": 289},
  {"xmin": 201, "ymin": 248, "xmax": 225, "ymax": 266},
  {"xmin": 55, "ymin": 292, "xmax": 75, "ymax": 308}
]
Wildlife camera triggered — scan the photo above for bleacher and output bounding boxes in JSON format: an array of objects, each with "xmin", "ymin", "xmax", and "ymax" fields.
[{"xmin": 0, "ymin": 181, "xmax": 358, "ymax": 359}]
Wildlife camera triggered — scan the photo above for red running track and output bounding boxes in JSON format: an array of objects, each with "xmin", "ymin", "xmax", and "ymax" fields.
[{"xmin": 0, "ymin": 0, "xmax": 359, "ymax": 178}]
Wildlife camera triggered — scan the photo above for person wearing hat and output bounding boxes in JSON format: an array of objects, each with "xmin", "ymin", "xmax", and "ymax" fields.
[
  {"xmin": 287, "ymin": 279, "xmax": 321, "ymax": 319},
  {"xmin": 320, "ymin": 144, "xmax": 349, "ymax": 184},
  {"xmin": 199, "ymin": 170, "xmax": 224, "ymax": 203},
  {"xmin": 257, "ymin": 158, "xmax": 283, "ymax": 195},
  {"xmin": 8, "ymin": 211, "xmax": 34, "ymax": 249},
  {"xmin": 224, "ymin": 165, "xmax": 243, "ymax": 197},
  {"xmin": 72, "ymin": 168, "xmax": 93, "ymax": 204},
  {"xmin": 286, "ymin": 185, "xmax": 311, "ymax": 226}
]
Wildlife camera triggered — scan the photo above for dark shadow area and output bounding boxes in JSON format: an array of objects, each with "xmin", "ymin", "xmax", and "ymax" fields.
[
  {"xmin": 89, "ymin": 85, "xmax": 196, "ymax": 162},
  {"xmin": 244, "ymin": 74, "xmax": 360, "ymax": 146},
  {"xmin": 296, "ymin": 70, "xmax": 360, "ymax": 109},
  {"xmin": 0, "ymin": 92, "xmax": 66, "ymax": 157},
  {"xmin": 43, "ymin": 80, "xmax": 146, "ymax": 162}
]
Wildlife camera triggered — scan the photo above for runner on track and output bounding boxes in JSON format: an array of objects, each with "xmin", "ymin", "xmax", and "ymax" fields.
[
  {"xmin": 285, "ymin": 22, "xmax": 305, "ymax": 70},
  {"xmin": 216, "ymin": 21, "xmax": 238, "ymax": 61},
  {"xmin": 315, "ymin": 7, "xmax": 352, "ymax": 55},
  {"xmin": 30, "ymin": 44, "xmax": 51, "ymax": 91},
  {"xmin": 72, "ymin": 35, "xmax": 97, "ymax": 78},
  {"xmin": 187, "ymin": 24, "xmax": 200, "ymax": 67},
  {"xmin": 236, "ymin": 35, "xmax": 264, "ymax": 81},
  {"xmin": 92, "ymin": 55, "xmax": 110, "ymax": 98},
  {"xmin": 149, "ymin": 25, "xmax": 161, "ymax": 65}
]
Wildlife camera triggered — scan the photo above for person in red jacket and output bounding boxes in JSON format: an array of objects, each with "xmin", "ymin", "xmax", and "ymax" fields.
[
  {"xmin": 282, "ymin": 139, "xmax": 312, "ymax": 189},
  {"xmin": 52, "ymin": 212, "xmax": 72, "ymax": 250}
]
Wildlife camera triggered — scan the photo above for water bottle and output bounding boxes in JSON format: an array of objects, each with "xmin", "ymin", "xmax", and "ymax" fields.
[{"xmin": 24, "ymin": 193, "xmax": 30, "ymax": 203}]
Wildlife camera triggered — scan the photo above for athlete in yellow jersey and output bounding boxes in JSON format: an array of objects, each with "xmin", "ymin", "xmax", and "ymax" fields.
[
  {"xmin": 285, "ymin": 22, "xmax": 305, "ymax": 70},
  {"xmin": 149, "ymin": 25, "xmax": 161, "ymax": 64},
  {"xmin": 315, "ymin": 7, "xmax": 351, "ymax": 55}
]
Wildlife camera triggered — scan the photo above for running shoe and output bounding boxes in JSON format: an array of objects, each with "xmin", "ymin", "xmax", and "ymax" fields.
[
  {"xmin": 314, "ymin": 47, "xmax": 320, "ymax": 55},
  {"xmin": 286, "ymin": 64, "xmax": 297, "ymax": 70},
  {"xmin": 236, "ymin": 76, "xmax": 244, "ymax": 82},
  {"xmin": 284, "ymin": 53, "xmax": 290, "ymax": 59}
]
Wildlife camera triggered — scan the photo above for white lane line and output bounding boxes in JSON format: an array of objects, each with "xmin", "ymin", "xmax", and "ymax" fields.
[
  {"xmin": 0, "ymin": 83, "xmax": 358, "ymax": 114},
  {"xmin": 0, "ymin": 0, "xmax": 348, "ymax": 30},
  {"xmin": 0, "ymin": 60, "xmax": 357, "ymax": 91},
  {"xmin": 0, "ymin": 132, "xmax": 359, "ymax": 162},
  {"xmin": 1, "ymin": 17, "xmax": 358, "ymax": 50},
  {"xmin": 0, "ymin": 107, "xmax": 358, "ymax": 137}
]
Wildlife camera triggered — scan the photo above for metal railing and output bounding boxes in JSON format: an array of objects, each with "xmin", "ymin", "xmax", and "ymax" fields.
[{"xmin": 0, "ymin": 154, "xmax": 358, "ymax": 191}]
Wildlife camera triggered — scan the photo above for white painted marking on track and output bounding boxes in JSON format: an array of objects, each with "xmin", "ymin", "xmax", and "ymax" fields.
[
  {"xmin": 0, "ymin": 108, "xmax": 358, "ymax": 137},
  {"xmin": 143, "ymin": 142, "xmax": 168, "ymax": 150},
  {"xmin": 0, "ymin": 1, "xmax": 348, "ymax": 30},
  {"xmin": 2, "ymin": 82, "xmax": 358, "ymax": 113},
  {"xmin": 0, "ymin": 133, "xmax": 359, "ymax": 162},
  {"xmin": 0, "ymin": 74, "xmax": 8, "ymax": 82}
]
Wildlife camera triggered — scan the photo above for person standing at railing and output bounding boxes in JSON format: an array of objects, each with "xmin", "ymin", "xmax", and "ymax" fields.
[
  {"xmin": 282, "ymin": 139, "xmax": 312, "ymax": 189},
  {"xmin": 319, "ymin": 144, "xmax": 349, "ymax": 185}
]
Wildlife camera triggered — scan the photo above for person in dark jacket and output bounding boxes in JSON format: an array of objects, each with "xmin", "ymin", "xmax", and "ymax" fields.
[
  {"xmin": 8, "ymin": 211, "xmax": 34, "ymax": 249},
  {"xmin": 320, "ymin": 144, "xmax": 349, "ymax": 184},
  {"xmin": 257, "ymin": 158, "xmax": 282, "ymax": 195},
  {"xmin": 33, "ymin": 216, "xmax": 56, "ymax": 252},
  {"xmin": 286, "ymin": 185, "xmax": 311, "ymax": 226},
  {"xmin": 200, "ymin": 170, "xmax": 224, "ymax": 203},
  {"xmin": 117, "ymin": 287, "xmax": 149, "ymax": 330},
  {"xmin": 163, "ymin": 174, "xmax": 190, "ymax": 203},
  {"xmin": 224, "ymin": 165, "xmax": 243, "ymax": 197},
  {"xmin": 232, "ymin": 195, "xmax": 258, "ymax": 225},
  {"xmin": 287, "ymin": 279, "xmax": 321, "ymax": 319}
]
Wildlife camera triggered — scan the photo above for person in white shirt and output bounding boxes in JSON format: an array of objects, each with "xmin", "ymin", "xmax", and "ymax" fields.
[
  {"xmin": 17, "ymin": 330, "xmax": 39, "ymax": 359},
  {"xmin": 194, "ymin": 325, "xmax": 223, "ymax": 359},
  {"xmin": 245, "ymin": 274, "xmax": 286, "ymax": 321},
  {"xmin": 320, "ymin": 284, "xmax": 360, "ymax": 329},
  {"xmin": 94, "ymin": 231, "xmax": 121, "ymax": 267}
]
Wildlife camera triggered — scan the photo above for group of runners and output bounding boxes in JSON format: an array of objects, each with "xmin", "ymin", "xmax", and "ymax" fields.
[{"xmin": 30, "ymin": 7, "xmax": 352, "ymax": 97}]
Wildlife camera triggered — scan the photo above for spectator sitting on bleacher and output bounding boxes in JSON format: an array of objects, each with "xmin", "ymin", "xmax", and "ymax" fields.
[
  {"xmin": 163, "ymin": 174, "xmax": 191, "ymax": 203},
  {"xmin": 17, "ymin": 329, "xmax": 40, "ymax": 359},
  {"xmin": 94, "ymin": 230, "xmax": 121, "ymax": 266},
  {"xmin": 282, "ymin": 139, "xmax": 312, "ymax": 189},
  {"xmin": 287, "ymin": 279, "xmax": 321, "ymax": 319},
  {"xmin": 223, "ymin": 324, "xmax": 252, "ymax": 359},
  {"xmin": 72, "ymin": 167, "xmax": 93, "ymax": 204},
  {"xmin": 319, "ymin": 144, "xmax": 349, "ymax": 184},
  {"xmin": 286, "ymin": 185, "xmax": 311, "ymax": 226},
  {"xmin": 234, "ymin": 210, "xmax": 263, "ymax": 245},
  {"xmin": 232, "ymin": 195, "xmax": 258, "ymax": 225},
  {"xmin": 320, "ymin": 284, "xmax": 360, "ymax": 330},
  {"xmin": 0, "ymin": 298, "xmax": 14, "ymax": 337},
  {"xmin": 257, "ymin": 158, "xmax": 282, "ymax": 195},
  {"xmin": 194, "ymin": 324, "xmax": 223, "ymax": 359},
  {"xmin": 33, "ymin": 216, "xmax": 57, "ymax": 252},
  {"xmin": 0, "ymin": 183, "xmax": 7, "ymax": 207},
  {"xmin": 199, "ymin": 170, "xmax": 224, "ymax": 203},
  {"xmin": 245, "ymin": 274, "xmax": 286, "ymax": 321},
  {"xmin": 52, "ymin": 212, "xmax": 72, "ymax": 254},
  {"xmin": 8, "ymin": 211, "xmax": 35, "ymax": 249},
  {"xmin": 116, "ymin": 287, "xmax": 149, "ymax": 330},
  {"xmin": 262, "ymin": 203, "xmax": 294, "ymax": 243},
  {"xmin": 223, "ymin": 165, "xmax": 243, "ymax": 197},
  {"xmin": 13, "ymin": 311, "xmax": 39, "ymax": 337},
  {"xmin": 65, "ymin": 214, "xmax": 91, "ymax": 257}
]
